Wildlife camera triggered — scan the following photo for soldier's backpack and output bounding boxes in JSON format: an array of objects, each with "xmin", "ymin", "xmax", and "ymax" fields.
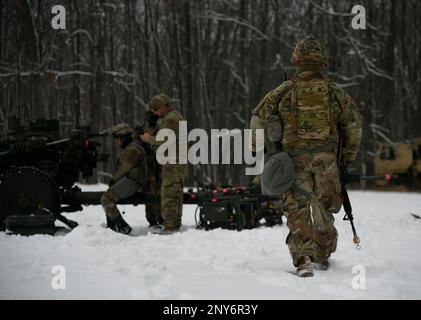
[
  {"xmin": 265, "ymin": 73, "xmax": 332, "ymax": 145},
  {"xmin": 293, "ymin": 77, "xmax": 331, "ymax": 141}
]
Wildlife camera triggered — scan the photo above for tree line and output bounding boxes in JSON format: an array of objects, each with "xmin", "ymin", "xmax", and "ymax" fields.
[{"xmin": 1, "ymin": 0, "xmax": 420, "ymax": 185}]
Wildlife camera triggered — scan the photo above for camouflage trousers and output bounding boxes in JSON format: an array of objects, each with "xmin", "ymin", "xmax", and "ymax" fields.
[
  {"xmin": 101, "ymin": 177, "xmax": 140, "ymax": 220},
  {"xmin": 282, "ymin": 152, "xmax": 342, "ymax": 267},
  {"xmin": 161, "ymin": 164, "xmax": 187, "ymax": 230}
]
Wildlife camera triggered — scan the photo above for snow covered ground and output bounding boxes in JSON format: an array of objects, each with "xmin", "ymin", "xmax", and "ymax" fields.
[{"xmin": 0, "ymin": 185, "xmax": 420, "ymax": 300}]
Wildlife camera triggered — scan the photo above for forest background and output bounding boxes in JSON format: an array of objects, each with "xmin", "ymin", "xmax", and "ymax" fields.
[{"xmin": 1, "ymin": 0, "xmax": 420, "ymax": 185}]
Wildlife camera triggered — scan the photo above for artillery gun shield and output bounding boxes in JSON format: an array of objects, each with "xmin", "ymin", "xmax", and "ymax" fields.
[{"xmin": 0, "ymin": 167, "xmax": 61, "ymax": 233}]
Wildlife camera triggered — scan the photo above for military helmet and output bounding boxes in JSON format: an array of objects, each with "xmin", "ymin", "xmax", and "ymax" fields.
[
  {"xmin": 291, "ymin": 34, "xmax": 329, "ymax": 67},
  {"xmin": 261, "ymin": 152, "xmax": 296, "ymax": 196},
  {"xmin": 145, "ymin": 93, "xmax": 172, "ymax": 112},
  {"xmin": 112, "ymin": 123, "xmax": 133, "ymax": 138}
]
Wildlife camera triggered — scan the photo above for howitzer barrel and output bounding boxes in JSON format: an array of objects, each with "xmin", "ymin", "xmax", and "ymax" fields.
[
  {"xmin": 0, "ymin": 139, "xmax": 70, "ymax": 157},
  {"xmin": 61, "ymin": 187, "xmax": 279, "ymax": 212},
  {"xmin": 62, "ymin": 191, "xmax": 201, "ymax": 208},
  {"xmin": 63, "ymin": 191, "xmax": 158, "ymax": 206},
  {"xmin": 46, "ymin": 139, "xmax": 70, "ymax": 147}
]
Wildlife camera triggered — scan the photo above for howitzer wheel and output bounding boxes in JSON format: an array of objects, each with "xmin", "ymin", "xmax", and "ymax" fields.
[{"xmin": 0, "ymin": 167, "xmax": 61, "ymax": 231}]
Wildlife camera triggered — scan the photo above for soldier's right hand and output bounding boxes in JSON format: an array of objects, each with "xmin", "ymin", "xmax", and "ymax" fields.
[{"xmin": 140, "ymin": 133, "xmax": 152, "ymax": 143}]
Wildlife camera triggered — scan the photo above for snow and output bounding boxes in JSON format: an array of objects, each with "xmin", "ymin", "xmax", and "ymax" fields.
[{"xmin": 0, "ymin": 185, "xmax": 420, "ymax": 300}]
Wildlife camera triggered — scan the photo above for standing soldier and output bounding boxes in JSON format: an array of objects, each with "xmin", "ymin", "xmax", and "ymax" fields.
[
  {"xmin": 140, "ymin": 93, "xmax": 187, "ymax": 234},
  {"xmin": 251, "ymin": 35, "xmax": 362, "ymax": 277},
  {"xmin": 101, "ymin": 123, "xmax": 148, "ymax": 235}
]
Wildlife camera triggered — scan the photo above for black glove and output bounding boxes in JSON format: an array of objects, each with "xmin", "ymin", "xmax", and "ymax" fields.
[
  {"xmin": 135, "ymin": 125, "xmax": 145, "ymax": 136},
  {"xmin": 148, "ymin": 113, "xmax": 159, "ymax": 128}
]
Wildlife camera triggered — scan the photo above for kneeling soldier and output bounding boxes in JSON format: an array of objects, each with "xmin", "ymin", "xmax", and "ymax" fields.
[{"xmin": 101, "ymin": 123, "xmax": 148, "ymax": 235}]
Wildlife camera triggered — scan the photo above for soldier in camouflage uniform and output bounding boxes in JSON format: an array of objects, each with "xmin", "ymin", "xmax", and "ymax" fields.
[
  {"xmin": 101, "ymin": 123, "xmax": 148, "ymax": 235},
  {"xmin": 250, "ymin": 35, "xmax": 362, "ymax": 277},
  {"xmin": 140, "ymin": 93, "xmax": 187, "ymax": 234}
]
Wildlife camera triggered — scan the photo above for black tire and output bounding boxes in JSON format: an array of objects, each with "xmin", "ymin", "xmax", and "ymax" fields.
[{"xmin": 0, "ymin": 167, "xmax": 61, "ymax": 230}]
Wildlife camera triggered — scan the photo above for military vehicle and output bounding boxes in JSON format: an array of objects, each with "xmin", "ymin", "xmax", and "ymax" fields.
[{"xmin": 375, "ymin": 138, "xmax": 421, "ymax": 190}]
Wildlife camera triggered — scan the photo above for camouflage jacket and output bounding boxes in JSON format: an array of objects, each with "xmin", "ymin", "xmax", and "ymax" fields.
[
  {"xmin": 149, "ymin": 108, "xmax": 186, "ymax": 163},
  {"xmin": 113, "ymin": 140, "xmax": 147, "ymax": 186},
  {"xmin": 251, "ymin": 68, "xmax": 362, "ymax": 165}
]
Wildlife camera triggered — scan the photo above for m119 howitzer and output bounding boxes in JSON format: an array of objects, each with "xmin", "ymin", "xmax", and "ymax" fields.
[
  {"xmin": 0, "ymin": 118, "xmax": 109, "ymax": 234},
  {"xmin": 0, "ymin": 118, "xmax": 282, "ymax": 235}
]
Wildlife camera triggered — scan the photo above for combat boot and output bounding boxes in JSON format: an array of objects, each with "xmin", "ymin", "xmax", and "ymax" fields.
[
  {"xmin": 151, "ymin": 228, "xmax": 178, "ymax": 235},
  {"xmin": 106, "ymin": 216, "xmax": 114, "ymax": 229},
  {"xmin": 164, "ymin": 222, "xmax": 182, "ymax": 234},
  {"xmin": 151, "ymin": 223, "xmax": 180, "ymax": 235},
  {"xmin": 149, "ymin": 224, "xmax": 164, "ymax": 234},
  {"xmin": 149, "ymin": 224, "xmax": 163, "ymax": 232},
  {"xmin": 296, "ymin": 256, "xmax": 314, "ymax": 278},
  {"xmin": 107, "ymin": 215, "xmax": 132, "ymax": 235},
  {"xmin": 313, "ymin": 260, "xmax": 330, "ymax": 271},
  {"xmin": 148, "ymin": 217, "xmax": 164, "ymax": 229}
]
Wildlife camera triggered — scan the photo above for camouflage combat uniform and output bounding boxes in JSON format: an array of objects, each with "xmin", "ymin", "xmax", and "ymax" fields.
[
  {"xmin": 146, "ymin": 94, "xmax": 187, "ymax": 232},
  {"xmin": 101, "ymin": 124, "xmax": 147, "ymax": 232},
  {"xmin": 251, "ymin": 35, "xmax": 362, "ymax": 271}
]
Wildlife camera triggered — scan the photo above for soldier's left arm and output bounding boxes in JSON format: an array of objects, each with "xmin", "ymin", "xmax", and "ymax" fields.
[{"xmin": 335, "ymin": 87, "xmax": 363, "ymax": 165}]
